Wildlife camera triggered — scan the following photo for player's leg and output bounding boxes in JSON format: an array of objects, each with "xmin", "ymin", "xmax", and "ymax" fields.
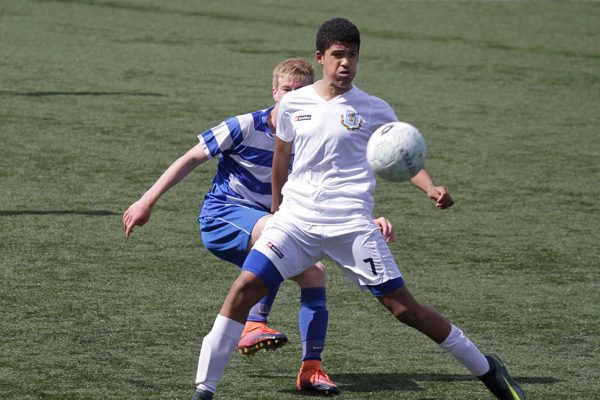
[
  {"xmin": 253, "ymin": 213, "xmax": 336, "ymax": 394},
  {"xmin": 377, "ymin": 286, "xmax": 524, "ymax": 399},
  {"xmin": 377, "ymin": 284, "xmax": 452, "ymax": 341},
  {"xmin": 377, "ymin": 285, "xmax": 487, "ymax": 367},
  {"xmin": 329, "ymin": 221, "xmax": 524, "ymax": 399},
  {"xmin": 289, "ymin": 263, "xmax": 339, "ymax": 395},
  {"xmin": 246, "ymin": 214, "xmax": 278, "ymax": 322},
  {"xmin": 200, "ymin": 208, "xmax": 288, "ymax": 355},
  {"xmin": 253, "ymin": 212, "xmax": 338, "ymax": 394},
  {"xmin": 290, "ymin": 264, "xmax": 328, "ymax": 362},
  {"xmin": 237, "ymin": 214, "xmax": 288, "ymax": 354},
  {"xmin": 193, "ymin": 212, "xmax": 320, "ymax": 399},
  {"xmin": 193, "ymin": 255, "xmax": 283, "ymax": 398}
]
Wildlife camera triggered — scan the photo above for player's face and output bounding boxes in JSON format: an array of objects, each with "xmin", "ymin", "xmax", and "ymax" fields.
[
  {"xmin": 272, "ymin": 75, "xmax": 312, "ymax": 102},
  {"xmin": 316, "ymin": 42, "xmax": 359, "ymax": 91}
]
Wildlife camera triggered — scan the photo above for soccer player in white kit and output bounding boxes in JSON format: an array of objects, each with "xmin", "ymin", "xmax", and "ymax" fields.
[
  {"xmin": 122, "ymin": 59, "xmax": 353, "ymax": 396},
  {"xmin": 191, "ymin": 18, "xmax": 525, "ymax": 400}
]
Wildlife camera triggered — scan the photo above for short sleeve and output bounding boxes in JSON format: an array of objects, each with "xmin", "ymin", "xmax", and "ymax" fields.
[
  {"xmin": 275, "ymin": 99, "xmax": 295, "ymax": 143},
  {"xmin": 369, "ymin": 97, "xmax": 399, "ymax": 132},
  {"xmin": 197, "ymin": 116, "xmax": 244, "ymax": 158}
]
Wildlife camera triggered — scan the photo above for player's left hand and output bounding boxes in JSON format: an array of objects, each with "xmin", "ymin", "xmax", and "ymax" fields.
[
  {"xmin": 374, "ymin": 216, "xmax": 395, "ymax": 242},
  {"xmin": 427, "ymin": 185, "xmax": 454, "ymax": 209}
]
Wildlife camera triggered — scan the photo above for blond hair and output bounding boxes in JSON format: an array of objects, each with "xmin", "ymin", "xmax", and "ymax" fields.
[{"xmin": 272, "ymin": 58, "xmax": 315, "ymax": 87}]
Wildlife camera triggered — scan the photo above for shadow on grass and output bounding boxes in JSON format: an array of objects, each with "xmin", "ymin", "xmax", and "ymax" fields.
[
  {"xmin": 0, "ymin": 90, "xmax": 166, "ymax": 97},
  {"xmin": 256, "ymin": 372, "xmax": 560, "ymax": 395},
  {"xmin": 0, "ymin": 210, "xmax": 120, "ymax": 216}
]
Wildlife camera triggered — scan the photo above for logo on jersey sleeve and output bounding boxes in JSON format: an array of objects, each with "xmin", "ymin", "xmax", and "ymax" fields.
[
  {"xmin": 341, "ymin": 110, "xmax": 364, "ymax": 131},
  {"xmin": 295, "ymin": 114, "xmax": 312, "ymax": 121}
]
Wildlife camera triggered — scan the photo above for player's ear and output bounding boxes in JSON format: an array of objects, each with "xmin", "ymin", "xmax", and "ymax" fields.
[
  {"xmin": 315, "ymin": 50, "xmax": 324, "ymax": 65},
  {"xmin": 272, "ymin": 86, "xmax": 278, "ymax": 101}
]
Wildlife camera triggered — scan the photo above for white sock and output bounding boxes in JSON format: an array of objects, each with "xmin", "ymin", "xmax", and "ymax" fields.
[
  {"xmin": 439, "ymin": 324, "xmax": 490, "ymax": 376},
  {"xmin": 195, "ymin": 314, "xmax": 245, "ymax": 393}
]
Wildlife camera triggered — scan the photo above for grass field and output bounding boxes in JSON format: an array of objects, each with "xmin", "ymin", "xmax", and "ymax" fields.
[{"xmin": 1, "ymin": 0, "xmax": 599, "ymax": 399}]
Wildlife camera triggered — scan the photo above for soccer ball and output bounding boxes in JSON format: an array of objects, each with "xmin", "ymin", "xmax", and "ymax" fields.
[{"xmin": 366, "ymin": 121, "xmax": 427, "ymax": 181}]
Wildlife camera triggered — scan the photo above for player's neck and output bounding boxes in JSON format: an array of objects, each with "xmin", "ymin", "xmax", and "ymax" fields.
[
  {"xmin": 267, "ymin": 104, "xmax": 277, "ymax": 132},
  {"xmin": 314, "ymin": 80, "xmax": 353, "ymax": 100}
]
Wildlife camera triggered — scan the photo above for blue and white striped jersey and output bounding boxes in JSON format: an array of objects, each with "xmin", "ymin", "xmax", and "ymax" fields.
[{"xmin": 198, "ymin": 106, "xmax": 287, "ymax": 216}]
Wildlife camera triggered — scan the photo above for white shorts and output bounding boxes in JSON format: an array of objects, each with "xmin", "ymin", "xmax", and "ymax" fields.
[{"xmin": 253, "ymin": 208, "xmax": 402, "ymax": 289}]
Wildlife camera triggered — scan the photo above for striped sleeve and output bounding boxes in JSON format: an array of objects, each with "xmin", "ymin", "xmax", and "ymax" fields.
[{"xmin": 197, "ymin": 116, "xmax": 245, "ymax": 158}]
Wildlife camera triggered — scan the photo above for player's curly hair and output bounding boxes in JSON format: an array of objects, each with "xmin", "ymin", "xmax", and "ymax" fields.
[
  {"xmin": 316, "ymin": 18, "xmax": 361, "ymax": 54},
  {"xmin": 272, "ymin": 58, "xmax": 315, "ymax": 87}
]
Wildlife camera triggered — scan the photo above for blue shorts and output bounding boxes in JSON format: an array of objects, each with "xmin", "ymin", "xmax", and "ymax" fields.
[{"xmin": 199, "ymin": 203, "xmax": 269, "ymax": 267}]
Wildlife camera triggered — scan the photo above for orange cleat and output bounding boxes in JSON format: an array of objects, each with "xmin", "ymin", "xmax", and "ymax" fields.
[
  {"xmin": 237, "ymin": 321, "xmax": 288, "ymax": 355},
  {"xmin": 296, "ymin": 360, "xmax": 340, "ymax": 395}
]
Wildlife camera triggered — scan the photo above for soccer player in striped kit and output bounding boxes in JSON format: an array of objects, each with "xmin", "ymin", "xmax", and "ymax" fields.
[{"xmin": 190, "ymin": 18, "xmax": 525, "ymax": 400}]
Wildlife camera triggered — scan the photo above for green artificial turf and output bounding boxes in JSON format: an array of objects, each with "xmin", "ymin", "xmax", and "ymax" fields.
[{"xmin": 1, "ymin": 1, "xmax": 598, "ymax": 399}]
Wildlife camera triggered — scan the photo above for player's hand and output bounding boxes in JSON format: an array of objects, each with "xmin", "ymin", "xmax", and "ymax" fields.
[
  {"xmin": 427, "ymin": 185, "xmax": 454, "ymax": 209},
  {"xmin": 374, "ymin": 216, "xmax": 395, "ymax": 242},
  {"xmin": 123, "ymin": 199, "xmax": 153, "ymax": 237}
]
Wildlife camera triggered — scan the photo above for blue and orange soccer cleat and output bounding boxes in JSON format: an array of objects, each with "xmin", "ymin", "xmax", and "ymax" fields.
[
  {"xmin": 237, "ymin": 321, "xmax": 288, "ymax": 355},
  {"xmin": 296, "ymin": 360, "xmax": 340, "ymax": 396},
  {"xmin": 480, "ymin": 354, "xmax": 525, "ymax": 400}
]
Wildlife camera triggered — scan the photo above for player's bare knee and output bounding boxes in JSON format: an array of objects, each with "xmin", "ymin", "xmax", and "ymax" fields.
[
  {"xmin": 380, "ymin": 296, "xmax": 420, "ymax": 327},
  {"xmin": 394, "ymin": 307, "xmax": 421, "ymax": 327}
]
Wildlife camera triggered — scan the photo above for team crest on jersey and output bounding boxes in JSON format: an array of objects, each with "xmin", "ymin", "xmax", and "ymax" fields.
[{"xmin": 341, "ymin": 110, "xmax": 364, "ymax": 131}]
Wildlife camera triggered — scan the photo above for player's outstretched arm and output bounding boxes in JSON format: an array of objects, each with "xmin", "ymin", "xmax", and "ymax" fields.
[
  {"xmin": 123, "ymin": 143, "xmax": 208, "ymax": 236},
  {"xmin": 271, "ymin": 137, "xmax": 293, "ymax": 213},
  {"xmin": 410, "ymin": 169, "xmax": 454, "ymax": 210}
]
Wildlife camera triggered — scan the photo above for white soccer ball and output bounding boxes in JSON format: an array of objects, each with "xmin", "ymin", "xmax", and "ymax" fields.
[{"xmin": 367, "ymin": 121, "xmax": 427, "ymax": 181}]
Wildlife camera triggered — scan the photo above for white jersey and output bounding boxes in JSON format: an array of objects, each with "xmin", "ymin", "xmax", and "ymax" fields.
[{"xmin": 276, "ymin": 84, "xmax": 398, "ymax": 222}]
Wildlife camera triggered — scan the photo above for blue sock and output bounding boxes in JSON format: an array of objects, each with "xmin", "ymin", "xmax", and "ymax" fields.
[
  {"xmin": 247, "ymin": 290, "xmax": 277, "ymax": 323},
  {"xmin": 299, "ymin": 287, "xmax": 328, "ymax": 361}
]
